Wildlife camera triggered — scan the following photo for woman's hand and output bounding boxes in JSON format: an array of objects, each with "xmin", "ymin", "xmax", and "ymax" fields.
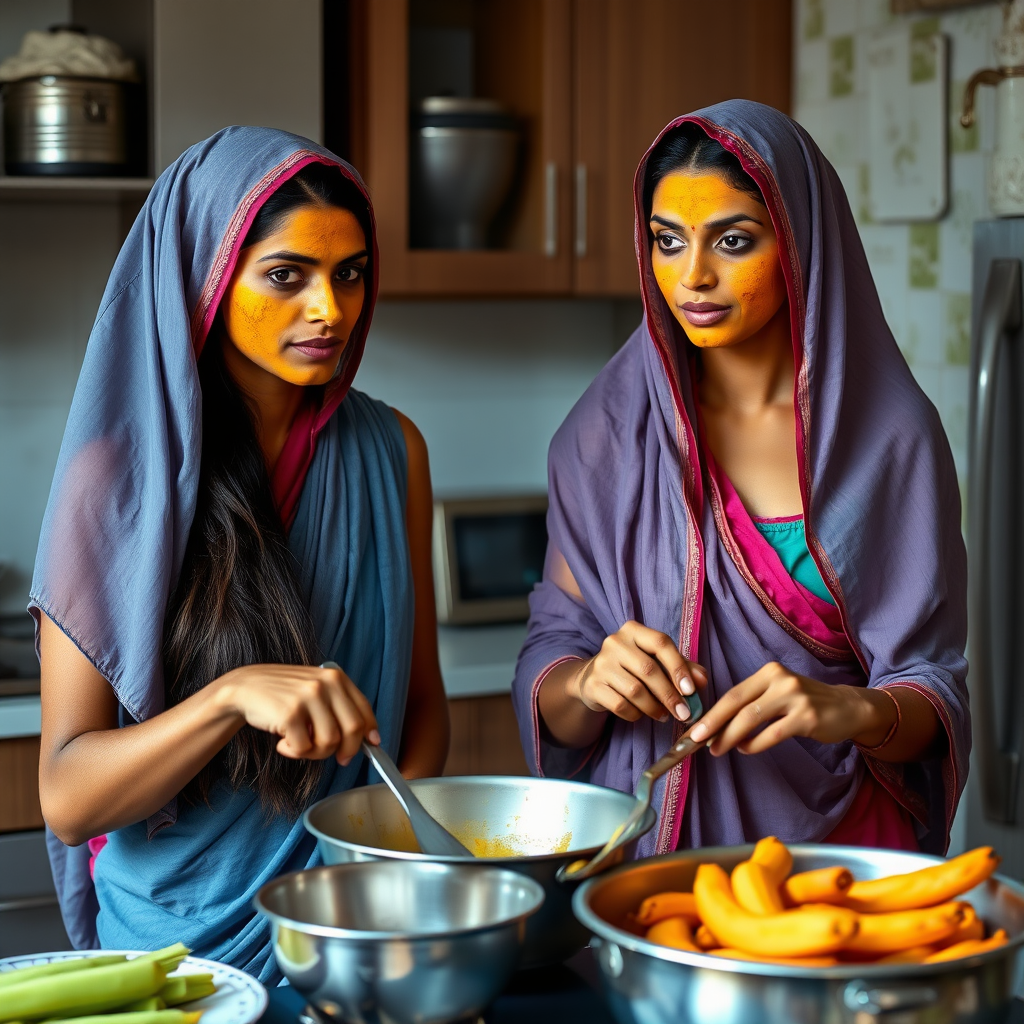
[
  {"xmin": 687, "ymin": 662, "xmax": 897, "ymax": 755},
  {"xmin": 570, "ymin": 620, "xmax": 707, "ymax": 724},
  {"xmin": 214, "ymin": 663, "xmax": 380, "ymax": 766}
]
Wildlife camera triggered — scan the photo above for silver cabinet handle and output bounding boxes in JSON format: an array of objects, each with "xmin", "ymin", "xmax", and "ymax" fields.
[
  {"xmin": 575, "ymin": 163, "xmax": 588, "ymax": 257},
  {"xmin": 544, "ymin": 161, "xmax": 558, "ymax": 258},
  {"xmin": 969, "ymin": 258, "xmax": 1022, "ymax": 824}
]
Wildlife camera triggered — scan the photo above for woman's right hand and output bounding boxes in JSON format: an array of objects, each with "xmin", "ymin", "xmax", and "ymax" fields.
[
  {"xmin": 214, "ymin": 663, "xmax": 379, "ymax": 765},
  {"xmin": 570, "ymin": 621, "xmax": 707, "ymax": 723}
]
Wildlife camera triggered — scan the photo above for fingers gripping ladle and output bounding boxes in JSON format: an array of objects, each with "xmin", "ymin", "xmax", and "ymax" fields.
[
  {"xmin": 320, "ymin": 661, "xmax": 473, "ymax": 857},
  {"xmin": 557, "ymin": 690, "xmax": 707, "ymax": 883}
]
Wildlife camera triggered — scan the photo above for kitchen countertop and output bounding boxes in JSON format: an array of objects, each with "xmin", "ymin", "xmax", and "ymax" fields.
[{"xmin": 437, "ymin": 622, "xmax": 527, "ymax": 698}]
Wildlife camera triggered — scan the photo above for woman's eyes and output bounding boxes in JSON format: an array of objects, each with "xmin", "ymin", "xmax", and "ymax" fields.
[
  {"xmin": 656, "ymin": 233, "xmax": 685, "ymax": 253},
  {"xmin": 265, "ymin": 266, "xmax": 364, "ymax": 287},
  {"xmin": 655, "ymin": 232, "xmax": 754, "ymax": 255},
  {"xmin": 718, "ymin": 233, "xmax": 753, "ymax": 253},
  {"xmin": 267, "ymin": 267, "xmax": 303, "ymax": 286}
]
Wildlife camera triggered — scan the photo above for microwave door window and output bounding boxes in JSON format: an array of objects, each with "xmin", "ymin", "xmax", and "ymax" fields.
[{"xmin": 453, "ymin": 513, "xmax": 547, "ymax": 600}]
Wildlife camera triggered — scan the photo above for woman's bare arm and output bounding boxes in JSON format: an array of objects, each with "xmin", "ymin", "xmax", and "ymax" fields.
[
  {"xmin": 394, "ymin": 411, "xmax": 450, "ymax": 778},
  {"xmin": 38, "ymin": 616, "xmax": 378, "ymax": 847}
]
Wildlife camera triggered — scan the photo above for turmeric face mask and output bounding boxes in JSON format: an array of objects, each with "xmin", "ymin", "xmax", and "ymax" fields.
[
  {"xmin": 222, "ymin": 204, "xmax": 368, "ymax": 387},
  {"xmin": 649, "ymin": 172, "xmax": 787, "ymax": 349}
]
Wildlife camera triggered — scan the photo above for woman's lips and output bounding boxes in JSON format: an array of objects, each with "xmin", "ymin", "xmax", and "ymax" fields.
[
  {"xmin": 290, "ymin": 337, "xmax": 342, "ymax": 361},
  {"xmin": 680, "ymin": 302, "xmax": 730, "ymax": 327}
]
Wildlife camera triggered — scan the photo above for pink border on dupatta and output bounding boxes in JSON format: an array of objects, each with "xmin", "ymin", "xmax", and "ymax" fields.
[{"xmin": 703, "ymin": 441, "xmax": 851, "ymax": 657}]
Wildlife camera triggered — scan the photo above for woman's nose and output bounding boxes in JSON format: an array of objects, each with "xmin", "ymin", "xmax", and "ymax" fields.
[
  {"xmin": 305, "ymin": 278, "xmax": 342, "ymax": 326},
  {"xmin": 680, "ymin": 245, "xmax": 716, "ymax": 291}
]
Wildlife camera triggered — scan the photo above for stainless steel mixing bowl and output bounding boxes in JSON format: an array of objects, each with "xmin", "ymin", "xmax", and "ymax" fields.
[
  {"xmin": 573, "ymin": 844, "xmax": 1024, "ymax": 1024},
  {"xmin": 304, "ymin": 774, "xmax": 656, "ymax": 968},
  {"xmin": 255, "ymin": 860, "xmax": 544, "ymax": 1024}
]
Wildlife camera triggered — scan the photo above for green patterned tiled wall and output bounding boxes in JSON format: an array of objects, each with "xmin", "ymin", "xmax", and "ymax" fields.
[{"xmin": 793, "ymin": 0, "xmax": 1003, "ymax": 481}]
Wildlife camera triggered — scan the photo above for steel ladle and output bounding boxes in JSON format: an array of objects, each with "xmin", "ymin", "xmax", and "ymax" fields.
[
  {"xmin": 557, "ymin": 691, "xmax": 708, "ymax": 883},
  {"xmin": 320, "ymin": 661, "xmax": 472, "ymax": 857}
]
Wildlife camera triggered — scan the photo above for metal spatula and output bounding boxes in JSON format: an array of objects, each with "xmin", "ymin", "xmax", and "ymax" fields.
[
  {"xmin": 320, "ymin": 662, "xmax": 472, "ymax": 857},
  {"xmin": 557, "ymin": 691, "xmax": 708, "ymax": 883}
]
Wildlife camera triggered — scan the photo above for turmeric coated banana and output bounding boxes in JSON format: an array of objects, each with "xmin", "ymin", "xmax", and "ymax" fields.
[
  {"xmin": 693, "ymin": 863, "xmax": 858, "ymax": 958},
  {"xmin": 843, "ymin": 901, "xmax": 966, "ymax": 955},
  {"xmin": 923, "ymin": 929, "xmax": 1008, "ymax": 963},
  {"xmin": 635, "ymin": 891, "xmax": 700, "ymax": 927},
  {"xmin": 749, "ymin": 837, "xmax": 793, "ymax": 886},
  {"xmin": 645, "ymin": 916, "xmax": 699, "ymax": 951},
  {"xmin": 782, "ymin": 866, "xmax": 854, "ymax": 907},
  {"xmin": 731, "ymin": 860, "xmax": 785, "ymax": 915},
  {"xmin": 843, "ymin": 847, "xmax": 1000, "ymax": 913},
  {"xmin": 710, "ymin": 948, "xmax": 838, "ymax": 968}
]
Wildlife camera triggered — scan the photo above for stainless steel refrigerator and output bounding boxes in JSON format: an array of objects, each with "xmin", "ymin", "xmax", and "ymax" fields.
[{"xmin": 966, "ymin": 217, "xmax": 1024, "ymax": 877}]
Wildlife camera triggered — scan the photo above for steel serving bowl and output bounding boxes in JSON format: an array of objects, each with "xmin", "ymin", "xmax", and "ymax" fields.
[
  {"xmin": 573, "ymin": 844, "xmax": 1024, "ymax": 1024},
  {"xmin": 304, "ymin": 774, "xmax": 656, "ymax": 968},
  {"xmin": 255, "ymin": 860, "xmax": 544, "ymax": 1024}
]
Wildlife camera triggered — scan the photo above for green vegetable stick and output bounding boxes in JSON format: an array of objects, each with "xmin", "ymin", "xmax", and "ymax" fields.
[
  {"xmin": 0, "ymin": 958, "xmax": 128, "ymax": 990},
  {"xmin": 45, "ymin": 1014, "xmax": 200, "ymax": 1024},
  {"xmin": 116, "ymin": 998, "xmax": 166, "ymax": 1012},
  {"xmin": 0, "ymin": 959, "xmax": 166, "ymax": 1022},
  {"xmin": 159, "ymin": 975, "xmax": 214, "ymax": 1007},
  {"xmin": 131, "ymin": 946, "xmax": 190, "ymax": 975}
]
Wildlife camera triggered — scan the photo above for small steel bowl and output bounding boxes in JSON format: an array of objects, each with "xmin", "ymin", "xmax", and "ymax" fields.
[
  {"xmin": 255, "ymin": 860, "xmax": 544, "ymax": 1024},
  {"xmin": 573, "ymin": 844, "xmax": 1024, "ymax": 1024},
  {"xmin": 304, "ymin": 774, "xmax": 657, "ymax": 968}
]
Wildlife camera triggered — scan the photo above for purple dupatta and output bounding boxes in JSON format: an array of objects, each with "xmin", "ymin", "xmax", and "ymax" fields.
[{"xmin": 512, "ymin": 100, "xmax": 969, "ymax": 856}]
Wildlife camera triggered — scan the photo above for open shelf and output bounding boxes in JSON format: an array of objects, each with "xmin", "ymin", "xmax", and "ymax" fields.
[{"xmin": 0, "ymin": 176, "xmax": 154, "ymax": 202}]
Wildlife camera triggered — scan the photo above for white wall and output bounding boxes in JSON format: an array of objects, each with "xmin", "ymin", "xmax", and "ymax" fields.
[{"xmin": 354, "ymin": 300, "xmax": 636, "ymax": 496}]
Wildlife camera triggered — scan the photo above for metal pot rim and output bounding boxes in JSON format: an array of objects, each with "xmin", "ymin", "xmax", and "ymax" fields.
[
  {"xmin": 254, "ymin": 860, "xmax": 545, "ymax": 941},
  {"xmin": 1, "ymin": 75, "xmax": 136, "ymax": 87},
  {"xmin": 303, "ymin": 775, "xmax": 656, "ymax": 864},
  {"xmin": 573, "ymin": 843, "xmax": 1024, "ymax": 980}
]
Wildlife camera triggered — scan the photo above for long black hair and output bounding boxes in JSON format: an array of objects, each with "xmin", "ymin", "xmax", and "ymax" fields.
[
  {"xmin": 642, "ymin": 122, "xmax": 765, "ymax": 242},
  {"xmin": 163, "ymin": 162, "xmax": 372, "ymax": 817}
]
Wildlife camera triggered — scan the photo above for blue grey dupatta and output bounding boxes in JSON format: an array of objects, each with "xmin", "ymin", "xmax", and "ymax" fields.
[{"xmin": 28, "ymin": 127, "xmax": 413, "ymax": 977}]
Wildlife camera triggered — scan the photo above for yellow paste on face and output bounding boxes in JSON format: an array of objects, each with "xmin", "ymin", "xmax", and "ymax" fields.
[
  {"xmin": 649, "ymin": 172, "xmax": 787, "ymax": 349},
  {"xmin": 222, "ymin": 204, "xmax": 367, "ymax": 387}
]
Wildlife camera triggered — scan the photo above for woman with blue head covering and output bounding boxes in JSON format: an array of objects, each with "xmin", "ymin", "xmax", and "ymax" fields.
[{"xmin": 30, "ymin": 127, "xmax": 449, "ymax": 982}]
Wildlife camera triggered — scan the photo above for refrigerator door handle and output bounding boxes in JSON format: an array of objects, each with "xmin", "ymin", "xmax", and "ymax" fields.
[{"xmin": 969, "ymin": 257, "xmax": 1022, "ymax": 825}]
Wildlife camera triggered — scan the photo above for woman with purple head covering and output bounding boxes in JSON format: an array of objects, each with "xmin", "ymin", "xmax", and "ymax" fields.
[
  {"xmin": 513, "ymin": 100, "xmax": 968, "ymax": 858},
  {"xmin": 30, "ymin": 127, "xmax": 448, "ymax": 980}
]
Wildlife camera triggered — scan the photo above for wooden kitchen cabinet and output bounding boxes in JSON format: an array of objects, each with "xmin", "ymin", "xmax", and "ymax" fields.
[
  {"xmin": 444, "ymin": 695, "xmax": 529, "ymax": 777},
  {"xmin": 345, "ymin": 0, "xmax": 791, "ymax": 297},
  {"xmin": 0, "ymin": 737, "xmax": 44, "ymax": 834},
  {"xmin": 573, "ymin": 0, "xmax": 792, "ymax": 295}
]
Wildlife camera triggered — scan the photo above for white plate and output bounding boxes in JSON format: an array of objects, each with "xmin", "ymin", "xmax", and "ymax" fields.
[{"xmin": 0, "ymin": 949, "xmax": 268, "ymax": 1024}]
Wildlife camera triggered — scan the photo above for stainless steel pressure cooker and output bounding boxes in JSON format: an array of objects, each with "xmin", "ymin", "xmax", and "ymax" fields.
[{"xmin": 2, "ymin": 74, "xmax": 136, "ymax": 175}]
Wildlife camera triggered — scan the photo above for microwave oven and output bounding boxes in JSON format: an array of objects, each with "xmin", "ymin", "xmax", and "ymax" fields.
[{"xmin": 431, "ymin": 494, "xmax": 548, "ymax": 625}]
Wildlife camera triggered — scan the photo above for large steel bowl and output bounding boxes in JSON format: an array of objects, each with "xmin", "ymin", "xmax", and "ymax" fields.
[
  {"xmin": 304, "ymin": 775, "xmax": 656, "ymax": 968},
  {"xmin": 255, "ymin": 860, "xmax": 544, "ymax": 1024},
  {"xmin": 573, "ymin": 844, "xmax": 1024, "ymax": 1024}
]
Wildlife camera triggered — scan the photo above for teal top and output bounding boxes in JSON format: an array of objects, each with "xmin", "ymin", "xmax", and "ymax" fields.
[{"xmin": 752, "ymin": 516, "xmax": 835, "ymax": 605}]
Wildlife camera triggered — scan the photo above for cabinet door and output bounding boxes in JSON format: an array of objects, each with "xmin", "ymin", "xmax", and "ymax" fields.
[
  {"xmin": 445, "ymin": 695, "xmax": 529, "ymax": 776},
  {"xmin": 152, "ymin": 0, "xmax": 323, "ymax": 172},
  {"xmin": 360, "ymin": 0, "xmax": 574, "ymax": 296},
  {"xmin": 573, "ymin": 0, "xmax": 792, "ymax": 296},
  {"xmin": 0, "ymin": 737, "xmax": 44, "ymax": 833}
]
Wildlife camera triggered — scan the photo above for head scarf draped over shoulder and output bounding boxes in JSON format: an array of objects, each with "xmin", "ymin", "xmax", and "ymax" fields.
[
  {"xmin": 513, "ymin": 100, "xmax": 969, "ymax": 856},
  {"xmin": 29, "ymin": 128, "xmax": 414, "ymax": 967},
  {"xmin": 30, "ymin": 126, "xmax": 378, "ymax": 724}
]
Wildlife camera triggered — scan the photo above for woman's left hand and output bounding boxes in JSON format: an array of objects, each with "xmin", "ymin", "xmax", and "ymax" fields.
[{"xmin": 687, "ymin": 662, "xmax": 897, "ymax": 756}]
